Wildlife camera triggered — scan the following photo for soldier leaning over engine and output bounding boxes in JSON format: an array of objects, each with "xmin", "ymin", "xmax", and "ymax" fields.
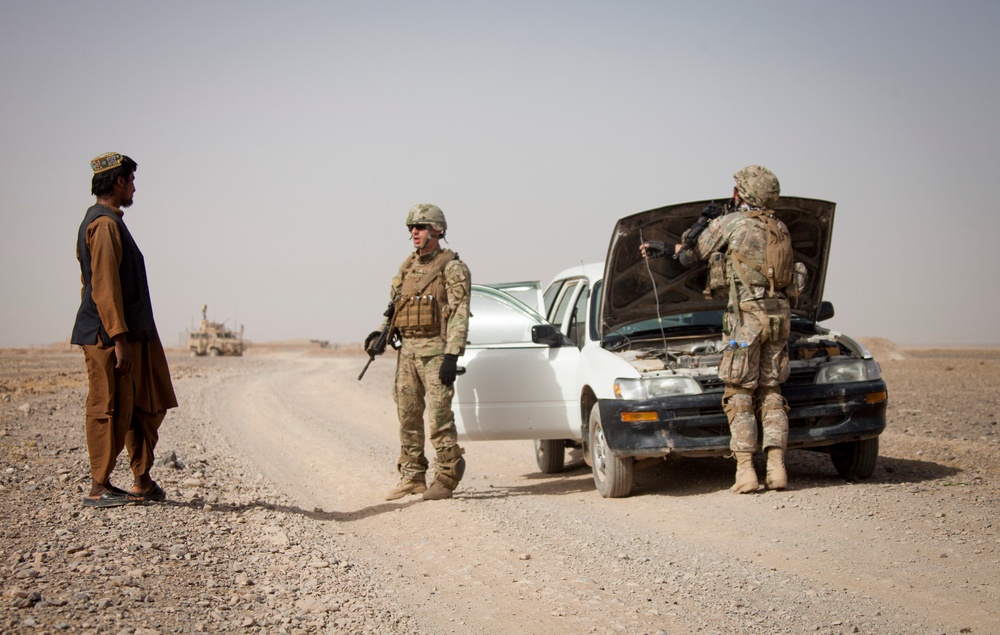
[
  {"xmin": 642, "ymin": 166, "xmax": 797, "ymax": 493},
  {"xmin": 366, "ymin": 204, "xmax": 472, "ymax": 501}
]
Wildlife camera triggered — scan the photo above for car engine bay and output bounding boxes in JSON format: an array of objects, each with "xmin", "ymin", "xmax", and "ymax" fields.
[{"xmin": 613, "ymin": 331, "xmax": 859, "ymax": 376}]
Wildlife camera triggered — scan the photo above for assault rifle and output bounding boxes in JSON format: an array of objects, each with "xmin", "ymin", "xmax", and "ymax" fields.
[
  {"xmin": 679, "ymin": 199, "xmax": 729, "ymax": 253},
  {"xmin": 357, "ymin": 301, "xmax": 399, "ymax": 381},
  {"xmin": 641, "ymin": 200, "xmax": 731, "ymax": 260}
]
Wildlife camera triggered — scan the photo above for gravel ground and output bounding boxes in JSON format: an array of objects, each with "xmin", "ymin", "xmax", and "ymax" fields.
[
  {"xmin": 1, "ymin": 341, "xmax": 997, "ymax": 634},
  {"xmin": 0, "ymin": 348, "xmax": 419, "ymax": 635}
]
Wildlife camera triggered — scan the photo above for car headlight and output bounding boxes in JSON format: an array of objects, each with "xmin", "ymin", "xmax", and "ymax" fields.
[
  {"xmin": 614, "ymin": 376, "xmax": 703, "ymax": 399},
  {"xmin": 815, "ymin": 359, "xmax": 882, "ymax": 384}
]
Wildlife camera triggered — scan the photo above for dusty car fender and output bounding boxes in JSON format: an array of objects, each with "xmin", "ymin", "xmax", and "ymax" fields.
[
  {"xmin": 575, "ymin": 344, "xmax": 638, "ymax": 402},
  {"xmin": 570, "ymin": 342, "xmax": 640, "ymax": 448}
]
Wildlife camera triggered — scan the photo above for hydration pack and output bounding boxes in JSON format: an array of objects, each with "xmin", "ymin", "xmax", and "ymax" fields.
[{"xmin": 729, "ymin": 210, "xmax": 793, "ymax": 298}]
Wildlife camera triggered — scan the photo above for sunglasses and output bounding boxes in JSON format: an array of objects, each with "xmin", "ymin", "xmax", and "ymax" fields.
[{"xmin": 408, "ymin": 224, "xmax": 430, "ymax": 232}]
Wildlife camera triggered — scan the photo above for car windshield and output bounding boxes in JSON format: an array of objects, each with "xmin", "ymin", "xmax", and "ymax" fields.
[{"xmin": 605, "ymin": 310, "xmax": 725, "ymax": 339}]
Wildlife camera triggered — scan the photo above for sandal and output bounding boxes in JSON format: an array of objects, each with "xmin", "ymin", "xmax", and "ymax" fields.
[
  {"xmin": 129, "ymin": 482, "xmax": 167, "ymax": 503},
  {"xmin": 82, "ymin": 490, "xmax": 132, "ymax": 508}
]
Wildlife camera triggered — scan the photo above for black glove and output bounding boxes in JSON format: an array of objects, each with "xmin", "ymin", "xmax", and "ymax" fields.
[
  {"xmin": 640, "ymin": 240, "xmax": 667, "ymax": 259},
  {"xmin": 364, "ymin": 331, "xmax": 382, "ymax": 355},
  {"xmin": 439, "ymin": 353, "xmax": 459, "ymax": 386}
]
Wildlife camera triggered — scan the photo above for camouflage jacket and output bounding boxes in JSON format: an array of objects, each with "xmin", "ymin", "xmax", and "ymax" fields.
[
  {"xmin": 678, "ymin": 207, "xmax": 791, "ymax": 305},
  {"xmin": 388, "ymin": 247, "xmax": 471, "ymax": 358}
]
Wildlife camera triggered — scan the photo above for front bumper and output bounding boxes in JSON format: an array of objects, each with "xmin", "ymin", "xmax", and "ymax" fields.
[{"xmin": 597, "ymin": 379, "xmax": 888, "ymax": 458}]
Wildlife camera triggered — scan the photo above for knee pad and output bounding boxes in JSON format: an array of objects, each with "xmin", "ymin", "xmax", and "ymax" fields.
[
  {"xmin": 760, "ymin": 391, "xmax": 788, "ymax": 415},
  {"xmin": 723, "ymin": 392, "xmax": 754, "ymax": 418},
  {"xmin": 759, "ymin": 390, "xmax": 789, "ymax": 450}
]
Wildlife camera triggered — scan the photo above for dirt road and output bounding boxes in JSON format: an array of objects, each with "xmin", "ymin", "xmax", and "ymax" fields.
[
  {"xmin": 206, "ymin": 346, "xmax": 998, "ymax": 634},
  {"xmin": 2, "ymin": 344, "xmax": 998, "ymax": 634}
]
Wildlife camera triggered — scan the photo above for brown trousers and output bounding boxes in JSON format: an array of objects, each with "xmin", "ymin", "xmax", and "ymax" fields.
[{"xmin": 82, "ymin": 342, "xmax": 166, "ymax": 483}]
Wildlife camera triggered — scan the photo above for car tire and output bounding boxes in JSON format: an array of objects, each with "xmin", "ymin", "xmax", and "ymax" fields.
[
  {"xmin": 588, "ymin": 404, "xmax": 633, "ymax": 498},
  {"xmin": 209, "ymin": 347, "xmax": 221, "ymax": 357},
  {"xmin": 830, "ymin": 437, "xmax": 879, "ymax": 480},
  {"xmin": 534, "ymin": 439, "xmax": 566, "ymax": 474}
]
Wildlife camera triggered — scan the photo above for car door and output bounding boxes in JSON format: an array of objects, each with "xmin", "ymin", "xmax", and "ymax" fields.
[
  {"xmin": 454, "ymin": 285, "xmax": 583, "ymax": 442},
  {"xmin": 549, "ymin": 277, "xmax": 590, "ymax": 350}
]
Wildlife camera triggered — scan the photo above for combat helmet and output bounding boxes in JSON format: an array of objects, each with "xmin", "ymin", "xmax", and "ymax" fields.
[
  {"xmin": 405, "ymin": 204, "xmax": 447, "ymax": 232},
  {"xmin": 733, "ymin": 165, "xmax": 780, "ymax": 209}
]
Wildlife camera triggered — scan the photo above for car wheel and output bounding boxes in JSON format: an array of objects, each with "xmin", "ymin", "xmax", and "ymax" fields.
[
  {"xmin": 588, "ymin": 404, "xmax": 633, "ymax": 498},
  {"xmin": 209, "ymin": 347, "xmax": 221, "ymax": 357},
  {"xmin": 534, "ymin": 439, "xmax": 566, "ymax": 474},
  {"xmin": 830, "ymin": 437, "xmax": 879, "ymax": 480}
]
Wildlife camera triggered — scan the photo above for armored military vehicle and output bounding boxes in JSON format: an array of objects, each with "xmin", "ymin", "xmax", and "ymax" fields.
[{"xmin": 187, "ymin": 305, "xmax": 244, "ymax": 357}]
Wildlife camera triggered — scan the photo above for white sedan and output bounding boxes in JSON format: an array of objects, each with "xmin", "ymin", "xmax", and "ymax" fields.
[{"xmin": 453, "ymin": 197, "xmax": 886, "ymax": 498}]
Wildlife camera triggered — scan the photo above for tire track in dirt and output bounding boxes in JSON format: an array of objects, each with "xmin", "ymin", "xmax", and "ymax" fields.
[{"xmin": 203, "ymin": 352, "xmax": 994, "ymax": 635}]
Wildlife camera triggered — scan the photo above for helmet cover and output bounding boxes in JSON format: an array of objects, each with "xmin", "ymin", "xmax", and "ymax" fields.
[
  {"xmin": 405, "ymin": 204, "xmax": 447, "ymax": 232},
  {"xmin": 733, "ymin": 165, "xmax": 780, "ymax": 208}
]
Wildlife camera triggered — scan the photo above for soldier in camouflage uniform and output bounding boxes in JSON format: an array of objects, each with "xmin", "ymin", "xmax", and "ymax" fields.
[
  {"xmin": 366, "ymin": 204, "xmax": 472, "ymax": 501},
  {"xmin": 643, "ymin": 166, "xmax": 794, "ymax": 493}
]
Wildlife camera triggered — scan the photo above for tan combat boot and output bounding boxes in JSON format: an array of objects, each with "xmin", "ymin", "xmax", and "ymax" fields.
[
  {"xmin": 730, "ymin": 451, "xmax": 760, "ymax": 494},
  {"xmin": 765, "ymin": 447, "xmax": 788, "ymax": 490},
  {"xmin": 423, "ymin": 446, "xmax": 465, "ymax": 501},
  {"xmin": 385, "ymin": 477, "xmax": 427, "ymax": 501},
  {"xmin": 422, "ymin": 479, "xmax": 454, "ymax": 500}
]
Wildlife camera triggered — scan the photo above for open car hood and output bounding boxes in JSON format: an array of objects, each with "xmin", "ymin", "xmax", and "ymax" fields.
[{"xmin": 602, "ymin": 197, "xmax": 835, "ymax": 336}]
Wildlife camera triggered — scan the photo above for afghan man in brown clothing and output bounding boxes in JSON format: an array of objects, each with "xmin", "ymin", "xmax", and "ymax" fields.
[{"xmin": 71, "ymin": 152, "xmax": 177, "ymax": 508}]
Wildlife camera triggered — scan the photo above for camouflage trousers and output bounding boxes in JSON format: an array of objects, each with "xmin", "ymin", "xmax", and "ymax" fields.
[
  {"xmin": 392, "ymin": 350, "xmax": 461, "ymax": 480},
  {"xmin": 720, "ymin": 298, "xmax": 791, "ymax": 452}
]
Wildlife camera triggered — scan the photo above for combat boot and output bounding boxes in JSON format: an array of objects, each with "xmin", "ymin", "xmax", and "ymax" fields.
[
  {"xmin": 385, "ymin": 477, "xmax": 427, "ymax": 501},
  {"xmin": 423, "ymin": 446, "xmax": 465, "ymax": 501},
  {"xmin": 422, "ymin": 480, "xmax": 454, "ymax": 500},
  {"xmin": 765, "ymin": 447, "xmax": 788, "ymax": 490},
  {"xmin": 730, "ymin": 451, "xmax": 760, "ymax": 494}
]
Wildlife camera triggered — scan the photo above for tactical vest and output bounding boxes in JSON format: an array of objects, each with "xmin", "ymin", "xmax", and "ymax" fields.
[
  {"xmin": 71, "ymin": 205, "xmax": 158, "ymax": 346},
  {"xmin": 393, "ymin": 249, "xmax": 457, "ymax": 338}
]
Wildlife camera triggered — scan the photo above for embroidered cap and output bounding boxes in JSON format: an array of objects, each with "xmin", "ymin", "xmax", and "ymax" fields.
[{"xmin": 90, "ymin": 152, "xmax": 124, "ymax": 174}]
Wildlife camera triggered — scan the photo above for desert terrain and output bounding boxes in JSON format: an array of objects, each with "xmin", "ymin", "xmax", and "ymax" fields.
[{"xmin": 1, "ymin": 340, "xmax": 997, "ymax": 635}]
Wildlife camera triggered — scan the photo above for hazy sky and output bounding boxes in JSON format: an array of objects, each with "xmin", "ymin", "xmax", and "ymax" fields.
[{"xmin": 3, "ymin": 1, "xmax": 998, "ymax": 348}]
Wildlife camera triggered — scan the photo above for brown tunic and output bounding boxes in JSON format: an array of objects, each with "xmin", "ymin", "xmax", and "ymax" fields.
[
  {"xmin": 78, "ymin": 210, "xmax": 176, "ymax": 482},
  {"xmin": 79, "ymin": 212, "xmax": 177, "ymax": 414}
]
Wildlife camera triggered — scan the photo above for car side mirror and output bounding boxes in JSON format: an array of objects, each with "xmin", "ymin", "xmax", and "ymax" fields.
[
  {"xmin": 817, "ymin": 301, "xmax": 835, "ymax": 322},
  {"xmin": 532, "ymin": 324, "xmax": 573, "ymax": 347}
]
